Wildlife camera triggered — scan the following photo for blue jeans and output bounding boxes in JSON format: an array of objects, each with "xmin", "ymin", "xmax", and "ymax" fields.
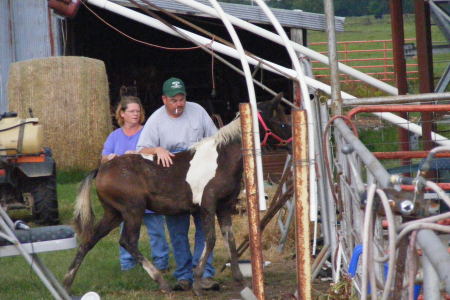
[
  {"xmin": 119, "ymin": 213, "xmax": 169, "ymax": 271},
  {"xmin": 165, "ymin": 211, "xmax": 215, "ymax": 282}
]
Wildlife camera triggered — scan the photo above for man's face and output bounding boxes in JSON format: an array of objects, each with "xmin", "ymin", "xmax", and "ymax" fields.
[{"xmin": 162, "ymin": 93, "xmax": 186, "ymax": 118}]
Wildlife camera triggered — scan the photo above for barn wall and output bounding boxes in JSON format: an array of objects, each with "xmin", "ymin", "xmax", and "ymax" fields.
[
  {"xmin": 0, "ymin": 0, "xmax": 62, "ymax": 113},
  {"xmin": 66, "ymin": 5, "xmax": 294, "ymax": 124}
]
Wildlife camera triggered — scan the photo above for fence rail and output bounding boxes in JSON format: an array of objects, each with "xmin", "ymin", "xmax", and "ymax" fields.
[{"xmin": 309, "ymin": 39, "xmax": 419, "ymax": 83}]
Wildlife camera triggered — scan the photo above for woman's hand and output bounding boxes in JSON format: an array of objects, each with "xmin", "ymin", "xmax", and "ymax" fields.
[
  {"xmin": 125, "ymin": 150, "xmax": 138, "ymax": 154},
  {"xmin": 101, "ymin": 153, "xmax": 117, "ymax": 164}
]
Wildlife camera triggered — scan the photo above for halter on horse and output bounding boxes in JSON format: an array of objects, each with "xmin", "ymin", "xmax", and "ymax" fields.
[{"xmin": 63, "ymin": 93, "xmax": 292, "ymax": 295}]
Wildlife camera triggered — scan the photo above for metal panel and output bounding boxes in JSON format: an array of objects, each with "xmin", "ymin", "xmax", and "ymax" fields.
[
  {"xmin": 11, "ymin": 0, "xmax": 52, "ymax": 61},
  {"xmin": 112, "ymin": 0, "xmax": 345, "ymax": 32},
  {"xmin": 0, "ymin": 0, "xmax": 61, "ymax": 112},
  {"xmin": 0, "ymin": 0, "xmax": 13, "ymax": 113}
]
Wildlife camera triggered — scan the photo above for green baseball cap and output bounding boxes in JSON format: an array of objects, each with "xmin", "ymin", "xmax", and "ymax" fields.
[{"xmin": 162, "ymin": 77, "xmax": 186, "ymax": 97}]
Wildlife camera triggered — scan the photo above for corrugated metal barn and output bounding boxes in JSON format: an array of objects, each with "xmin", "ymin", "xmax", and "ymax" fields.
[{"xmin": 0, "ymin": 0, "xmax": 344, "ymax": 121}]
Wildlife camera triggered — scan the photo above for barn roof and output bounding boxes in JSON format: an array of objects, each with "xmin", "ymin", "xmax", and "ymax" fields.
[{"xmin": 112, "ymin": 0, "xmax": 345, "ymax": 32}]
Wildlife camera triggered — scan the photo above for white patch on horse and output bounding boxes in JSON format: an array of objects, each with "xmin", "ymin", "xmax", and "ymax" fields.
[
  {"xmin": 186, "ymin": 139, "xmax": 218, "ymax": 205},
  {"xmin": 140, "ymin": 154, "xmax": 154, "ymax": 161}
]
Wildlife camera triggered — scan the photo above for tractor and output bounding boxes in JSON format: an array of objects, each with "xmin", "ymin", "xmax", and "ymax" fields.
[{"xmin": 0, "ymin": 111, "xmax": 59, "ymax": 225}]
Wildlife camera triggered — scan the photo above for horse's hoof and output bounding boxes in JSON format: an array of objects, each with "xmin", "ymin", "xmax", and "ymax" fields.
[
  {"xmin": 192, "ymin": 282, "xmax": 203, "ymax": 296},
  {"xmin": 159, "ymin": 280, "xmax": 171, "ymax": 293}
]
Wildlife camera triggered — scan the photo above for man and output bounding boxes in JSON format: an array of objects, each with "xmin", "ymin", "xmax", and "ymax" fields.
[{"xmin": 136, "ymin": 77, "xmax": 219, "ymax": 291}]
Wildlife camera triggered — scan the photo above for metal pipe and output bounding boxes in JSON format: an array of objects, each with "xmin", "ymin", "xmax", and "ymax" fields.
[
  {"xmin": 207, "ymin": 0, "xmax": 266, "ymax": 212},
  {"xmin": 401, "ymin": 183, "xmax": 450, "ymax": 191},
  {"xmin": 416, "ymin": 229, "xmax": 450, "ymax": 294},
  {"xmin": 87, "ymin": 0, "xmax": 449, "ymax": 147},
  {"xmin": 415, "ymin": 0, "xmax": 435, "ymax": 150},
  {"xmin": 311, "ymin": 244, "xmax": 330, "ymax": 279},
  {"xmin": 324, "ymin": 0, "xmax": 342, "ymax": 116},
  {"xmin": 240, "ymin": 103, "xmax": 265, "ymax": 300},
  {"xmin": 420, "ymin": 252, "xmax": 441, "ymax": 300},
  {"xmin": 323, "ymin": 0, "xmax": 342, "ymax": 272},
  {"xmin": 347, "ymin": 104, "xmax": 450, "ymax": 119},
  {"xmin": 251, "ymin": 0, "xmax": 318, "ymax": 223},
  {"xmin": 172, "ymin": 0, "xmax": 398, "ymax": 95},
  {"xmin": 292, "ymin": 109, "xmax": 311, "ymax": 300},
  {"xmin": 389, "ymin": 0, "xmax": 409, "ymax": 155},
  {"xmin": 334, "ymin": 118, "xmax": 392, "ymax": 188},
  {"xmin": 348, "ymin": 104, "xmax": 450, "ymax": 147},
  {"xmin": 343, "ymin": 92, "xmax": 450, "ymax": 106},
  {"xmin": 373, "ymin": 151, "xmax": 450, "ymax": 159}
]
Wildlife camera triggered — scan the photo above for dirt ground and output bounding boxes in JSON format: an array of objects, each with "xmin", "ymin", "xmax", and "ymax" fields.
[
  {"xmin": 127, "ymin": 258, "xmax": 334, "ymax": 300},
  {"xmin": 130, "ymin": 195, "xmax": 337, "ymax": 300}
]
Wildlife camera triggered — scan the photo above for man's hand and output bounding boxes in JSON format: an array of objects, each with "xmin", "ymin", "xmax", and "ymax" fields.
[{"xmin": 154, "ymin": 147, "xmax": 175, "ymax": 167}]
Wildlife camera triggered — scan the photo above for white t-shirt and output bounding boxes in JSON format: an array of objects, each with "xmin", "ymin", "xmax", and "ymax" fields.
[{"xmin": 136, "ymin": 101, "xmax": 218, "ymax": 152}]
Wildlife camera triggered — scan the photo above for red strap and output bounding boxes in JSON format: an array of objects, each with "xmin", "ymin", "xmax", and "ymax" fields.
[{"xmin": 257, "ymin": 112, "xmax": 292, "ymax": 146}]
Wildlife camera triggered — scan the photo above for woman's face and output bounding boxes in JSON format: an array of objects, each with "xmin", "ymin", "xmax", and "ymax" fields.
[{"xmin": 120, "ymin": 103, "xmax": 141, "ymax": 126}]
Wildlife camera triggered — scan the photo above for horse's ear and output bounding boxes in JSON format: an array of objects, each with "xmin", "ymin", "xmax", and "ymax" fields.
[
  {"xmin": 270, "ymin": 92, "xmax": 283, "ymax": 110},
  {"xmin": 119, "ymin": 85, "xmax": 127, "ymax": 98}
]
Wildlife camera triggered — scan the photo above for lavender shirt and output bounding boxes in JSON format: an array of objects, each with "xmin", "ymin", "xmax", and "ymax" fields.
[
  {"xmin": 102, "ymin": 127, "xmax": 142, "ymax": 156},
  {"xmin": 102, "ymin": 127, "xmax": 154, "ymax": 214}
]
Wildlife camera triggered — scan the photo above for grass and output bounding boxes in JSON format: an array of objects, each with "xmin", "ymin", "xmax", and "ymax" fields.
[
  {"xmin": 1, "ymin": 171, "xmax": 304, "ymax": 300},
  {"xmin": 306, "ymin": 14, "xmax": 450, "ymax": 158},
  {"xmin": 308, "ymin": 14, "xmax": 450, "ymax": 96}
]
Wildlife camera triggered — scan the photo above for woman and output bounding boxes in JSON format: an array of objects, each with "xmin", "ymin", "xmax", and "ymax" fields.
[{"xmin": 102, "ymin": 95, "xmax": 170, "ymax": 272}]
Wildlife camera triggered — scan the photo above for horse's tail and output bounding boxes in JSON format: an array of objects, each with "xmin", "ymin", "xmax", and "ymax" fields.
[{"xmin": 73, "ymin": 169, "xmax": 98, "ymax": 243}]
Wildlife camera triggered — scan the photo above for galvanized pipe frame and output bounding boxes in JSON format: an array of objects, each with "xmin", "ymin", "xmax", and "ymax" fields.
[
  {"xmin": 333, "ymin": 118, "xmax": 392, "ymax": 189},
  {"xmin": 417, "ymin": 229, "xmax": 450, "ymax": 295},
  {"xmin": 88, "ymin": 0, "xmax": 450, "ymax": 152},
  {"xmin": 332, "ymin": 119, "xmax": 450, "ymax": 298}
]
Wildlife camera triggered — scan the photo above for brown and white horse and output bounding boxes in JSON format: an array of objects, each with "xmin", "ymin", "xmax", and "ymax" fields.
[{"xmin": 63, "ymin": 93, "xmax": 291, "ymax": 295}]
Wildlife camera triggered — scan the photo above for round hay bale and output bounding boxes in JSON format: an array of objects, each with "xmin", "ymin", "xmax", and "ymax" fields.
[{"xmin": 7, "ymin": 56, "xmax": 112, "ymax": 170}]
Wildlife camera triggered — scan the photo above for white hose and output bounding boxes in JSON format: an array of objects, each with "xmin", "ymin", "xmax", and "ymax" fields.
[
  {"xmin": 361, "ymin": 184, "xmax": 376, "ymax": 299},
  {"xmin": 376, "ymin": 189, "xmax": 397, "ymax": 300}
]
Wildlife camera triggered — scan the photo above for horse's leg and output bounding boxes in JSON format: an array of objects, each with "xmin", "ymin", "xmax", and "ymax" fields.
[
  {"xmin": 217, "ymin": 208, "xmax": 244, "ymax": 283},
  {"xmin": 192, "ymin": 208, "xmax": 216, "ymax": 296},
  {"xmin": 63, "ymin": 209, "xmax": 121, "ymax": 290},
  {"xmin": 120, "ymin": 211, "xmax": 170, "ymax": 293}
]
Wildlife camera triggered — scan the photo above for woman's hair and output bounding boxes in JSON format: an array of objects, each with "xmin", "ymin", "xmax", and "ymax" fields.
[{"xmin": 115, "ymin": 96, "xmax": 145, "ymax": 127}]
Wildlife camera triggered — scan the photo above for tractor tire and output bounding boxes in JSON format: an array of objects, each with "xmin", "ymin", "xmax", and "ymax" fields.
[{"xmin": 29, "ymin": 171, "xmax": 59, "ymax": 225}]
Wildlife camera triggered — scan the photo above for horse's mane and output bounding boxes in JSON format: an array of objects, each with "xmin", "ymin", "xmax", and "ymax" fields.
[{"xmin": 190, "ymin": 117, "xmax": 241, "ymax": 151}]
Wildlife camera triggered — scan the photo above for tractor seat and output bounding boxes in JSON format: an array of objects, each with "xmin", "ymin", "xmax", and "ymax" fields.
[{"xmin": 0, "ymin": 224, "xmax": 76, "ymax": 257}]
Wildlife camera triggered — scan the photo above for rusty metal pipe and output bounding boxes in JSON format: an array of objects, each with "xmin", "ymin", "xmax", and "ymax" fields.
[
  {"xmin": 373, "ymin": 151, "xmax": 450, "ymax": 159},
  {"xmin": 415, "ymin": 0, "xmax": 435, "ymax": 150},
  {"xmin": 240, "ymin": 103, "xmax": 265, "ymax": 300},
  {"xmin": 343, "ymin": 92, "xmax": 450, "ymax": 106},
  {"xmin": 389, "ymin": 0, "xmax": 410, "ymax": 158},
  {"xmin": 347, "ymin": 104, "xmax": 450, "ymax": 119},
  {"xmin": 292, "ymin": 109, "xmax": 311, "ymax": 300},
  {"xmin": 401, "ymin": 183, "xmax": 450, "ymax": 191}
]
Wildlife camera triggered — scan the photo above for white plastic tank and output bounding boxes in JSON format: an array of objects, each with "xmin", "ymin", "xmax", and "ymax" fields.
[{"xmin": 0, "ymin": 117, "xmax": 43, "ymax": 155}]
